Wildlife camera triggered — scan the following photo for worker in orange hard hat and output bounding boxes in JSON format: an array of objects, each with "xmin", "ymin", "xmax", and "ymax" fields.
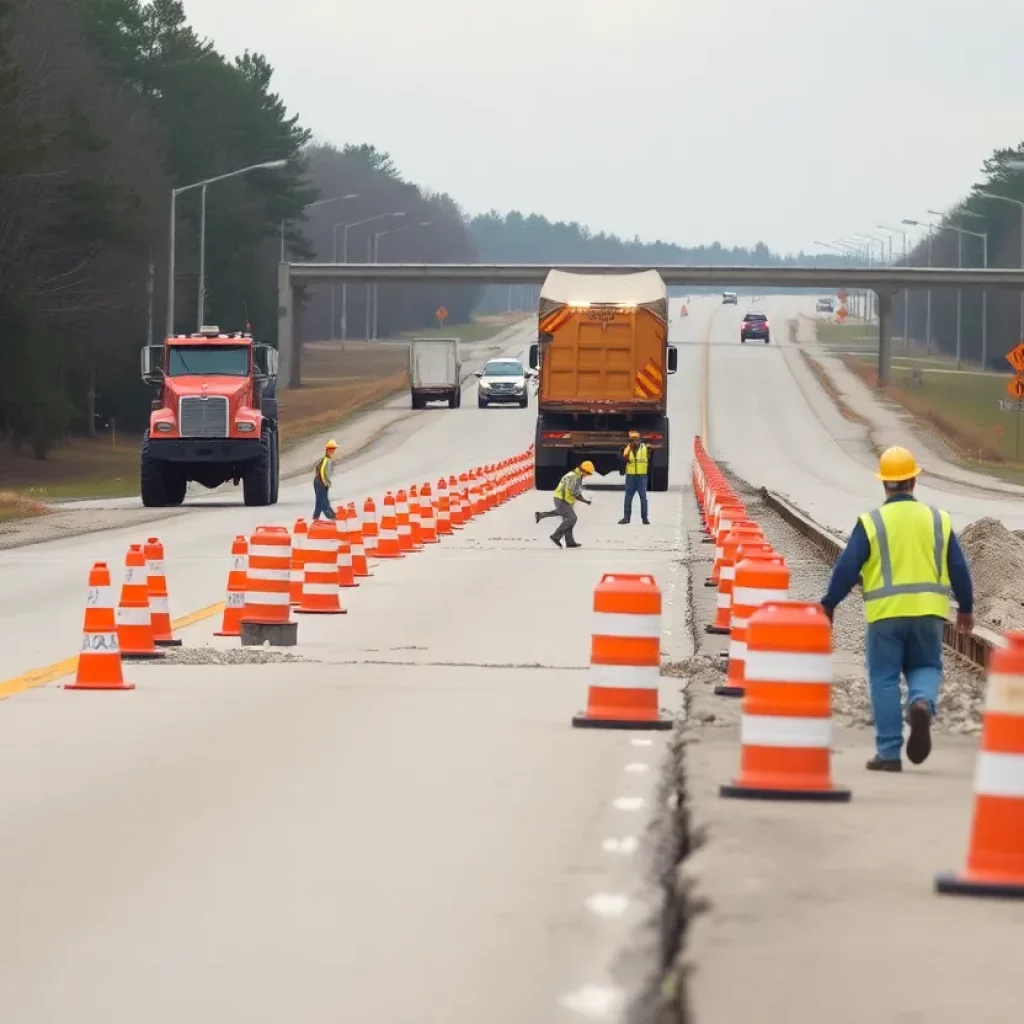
[
  {"xmin": 313, "ymin": 439, "xmax": 339, "ymax": 520},
  {"xmin": 820, "ymin": 446, "xmax": 974, "ymax": 773},
  {"xmin": 619, "ymin": 430, "xmax": 650, "ymax": 525},
  {"xmin": 535, "ymin": 460, "xmax": 594, "ymax": 548}
]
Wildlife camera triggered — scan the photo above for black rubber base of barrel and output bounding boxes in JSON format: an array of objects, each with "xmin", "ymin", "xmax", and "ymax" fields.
[
  {"xmin": 720, "ymin": 783, "xmax": 852, "ymax": 802},
  {"xmin": 155, "ymin": 638, "xmax": 182, "ymax": 647},
  {"xmin": 572, "ymin": 714, "xmax": 673, "ymax": 731},
  {"xmin": 705, "ymin": 625, "xmax": 729, "ymax": 635},
  {"xmin": 935, "ymin": 874, "xmax": 1024, "ymax": 899},
  {"xmin": 121, "ymin": 650, "xmax": 166, "ymax": 660},
  {"xmin": 714, "ymin": 685, "xmax": 744, "ymax": 697}
]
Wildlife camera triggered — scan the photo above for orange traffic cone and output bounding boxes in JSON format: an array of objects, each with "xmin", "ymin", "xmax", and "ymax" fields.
[
  {"xmin": 717, "ymin": 548, "xmax": 788, "ymax": 697},
  {"xmin": 706, "ymin": 523, "xmax": 765, "ymax": 635},
  {"xmin": 408, "ymin": 485, "xmax": 424, "ymax": 547},
  {"xmin": 450, "ymin": 475, "xmax": 466, "ymax": 527},
  {"xmin": 296, "ymin": 520, "xmax": 346, "ymax": 615},
  {"xmin": 705, "ymin": 503, "xmax": 749, "ymax": 585},
  {"xmin": 336, "ymin": 515, "xmax": 358, "ymax": 588},
  {"xmin": 376, "ymin": 493, "xmax": 403, "ymax": 558},
  {"xmin": 419, "ymin": 482, "xmax": 439, "ymax": 543},
  {"xmin": 721, "ymin": 602, "xmax": 849, "ymax": 802},
  {"xmin": 459, "ymin": 473, "xmax": 474, "ymax": 522},
  {"xmin": 144, "ymin": 537, "xmax": 181, "ymax": 646},
  {"xmin": 214, "ymin": 536, "xmax": 248, "ymax": 637},
  {"xmin": 573, "ymin": 573, "xmax": 671, "ymax": 730},
  {"xmin": 362, "ymin": 497, "xmax": 380, "ymax": 557},
  {"xmin": 291, "ymin": 518, "xmax": 309, "ymax": 606},
  {"xmin": 937, "ymin": 632, "xmax": 1024, "ymax": 898},
  {"xmin": 66, "ymin": 562, "xmax": 134, "ymax": 691},
  {"xmin": 436, "ymin": 478, "xmax": 453, "ymax": 535},
  {"xmin": 117, "ymin": 545, "xmax": 164, "ymax": 659},
  {"xmin": 242, "ymin": 526, "xmax": 292, "ymax": 625},
  {"xmin": 347, "ymin": 504, "xmax": 371, "ymax": 577},
  {"xmin": 395, "ymin": 489, "xmax": 417, "ymax": 552}
]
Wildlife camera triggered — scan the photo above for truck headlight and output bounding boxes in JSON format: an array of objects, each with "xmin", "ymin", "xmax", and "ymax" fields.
[
  {"xmin": 479, "ymin": 381, "xmax": 491, "ymax": 390},
  {"xmin": 154, "ymin": 421, "xmax": 173, "ymax": 433},
  {"xmin": 235, "ymin": 421, "xmax": 256, "ymax": 433}
]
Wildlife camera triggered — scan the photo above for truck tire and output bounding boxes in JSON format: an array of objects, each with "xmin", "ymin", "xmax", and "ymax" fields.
[
  {"xmin": 478, "ymin": 395, "xmax": 488, "ymax": 409},
  {"xmin": 243, "ymin": 428, "xmax": 273, "ymax": 506},
  {"xmin": 411, "ymin": 393, "xmax": 424, "ymax": 410},
  {"xmin": 649, "ymin": 419, "xmax": 670, "ymax": 492},
  {"xmin": 269, "ymin": 427, "xmax": 280, "ymax": 505},
  {"xmin": 534, "ymin": 465, "xmax": 563, "ymax": 491},
  {"xmin": 140, "ymin": 432, "xmax": 186, "ymax": 507},
  {"xmin": 165, "ymin": 471, "xmax": 186, "ymax": 506},
  {"xmin": 449, "ymin": 387, "xmax": 461, "ymax": 409},
  {"xmin": 518, "ymin": 395, "xmax": 528, "ymax": 408}
]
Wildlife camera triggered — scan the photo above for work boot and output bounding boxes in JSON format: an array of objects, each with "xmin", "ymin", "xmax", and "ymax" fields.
[
  {"xmin": 865, "ymin": 756, "xmax": 902, "ymax": 773},
  {"xmin": 566, "ymin": 541, "xmax": 582, "ymax": 548},
  {"xmin": 642, "ymin": 519, "xmax": 650, "ymax": 525},
  {"xmin": 618, "ymin": 517, "xmax": 630, "ymax": 525},
  {"xmin": 906, "ymin": 700, "xmax": 933, "ymax": 765},
  {"xmin": 535, "ymin": 511, "xmax": 542, "ymax": 525},
  {"xmin": 550, "ymin": 535, "xmax": 563, "ymax": 548}
]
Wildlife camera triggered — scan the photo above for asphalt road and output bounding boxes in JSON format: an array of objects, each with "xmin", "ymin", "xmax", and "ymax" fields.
[{"xmin": 0, "ymin": 310, "xmax": 704, "ymax": 1023}]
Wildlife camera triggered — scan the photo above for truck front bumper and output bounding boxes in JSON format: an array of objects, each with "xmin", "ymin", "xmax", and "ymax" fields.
[{"xmin": 147, "ymin": 437, "xmax": 264, "ymax": 463}]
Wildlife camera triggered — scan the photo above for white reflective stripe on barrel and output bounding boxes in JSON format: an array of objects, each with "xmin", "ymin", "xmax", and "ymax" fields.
[
  {"xmin": 226, "ymin": 593, "xmax": 245, "ymax": 607},
  {"xmin": 305, "ymin": 538, "xmax": 336, "ymax": 553},
  {"xmin": 82, "ymin": 632, "xmax": 119, "ymax": 652},
  {"xmin": 984, "ymin": 673, "xmax": 1024, "ymax": 716},
  {"xmin": 974, "ymin": 752, "xmax": 1024, "ymax": 797},
  {"xmin": 716, "ymin": 592, "xmax": 730, "ymax": 608},
  {"xmin": 732, "ymin": 587, "xmax": 789, "ymax": 607},
  {"xmin": 589, "ymin": 663, "xmax": 661, "ymax": 689},
  {"xmin": 86, "ymin": 586, "xmax": 115, "ymax": 608},
  {"xmin": 721, "ymin": 566, "xmax": 735, "ymax": 581},
  {"xmin": 124, "ymin": 566, "xmax": 147, "ymax": 584},
  {"xmin": 248, "ymin": 567, "xmax": 290, "ymax": 582},
  {"xmin": 740, "ymin": 714, "xmax": 832, "ymax": 748},
  {"xmin": 728, "ymin": 639, "xmax": 746, "ymax": 660},
  {"xmin": 303, "ymin": 583, "xmax": 338, "ymax": 596},
  {"xmin": 592, "ymin": 613, "xmax": 661, "ymax": 638},
  {"xmin": 147, "ymin": 561, "xmax": 163, "ymax": 573},
  {"xmin": 150, "ymin": 596, "xmax": 169, "ymax": 612},
  {"xmin": 245, "ymin": 591, "xmax": 290, "ymax": 605},
  {"xmin": 744, "ymin": 650, "xmax": 831, "ymax": 684},
  {"xmin": 117, "ymin": 607, "xmax": 151, "ymax": 625}
]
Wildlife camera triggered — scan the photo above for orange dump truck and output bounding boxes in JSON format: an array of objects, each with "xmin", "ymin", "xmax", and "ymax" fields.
[{"xmin": 528, "ymin": 270, "xmax": 677, "ymax": 491}]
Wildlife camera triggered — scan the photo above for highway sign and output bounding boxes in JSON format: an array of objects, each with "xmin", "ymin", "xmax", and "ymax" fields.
[
  {"xmin": 1008, "ymin": 376, "xmax": 1024, "ymax": 400},
  {"xmin": 436, "ymin": 305, "xmax": 448, "ymax": 325},
  {"xmin": 1007, "ymin": 342, "xmax": 1024, "ymax": 373}
]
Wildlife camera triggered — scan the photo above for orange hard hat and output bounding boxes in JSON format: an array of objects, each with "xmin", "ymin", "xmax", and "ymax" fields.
[
  {"xmin": 579, "ymin": 460, "xmax": 595, "ymax": 475},
  {"xmin": 325, "ymin": 439, "xmax": 338, "ymax": 451},
  {"xmin": 876, "ymin": 446, "xmax": 919, "ymax": 482}
]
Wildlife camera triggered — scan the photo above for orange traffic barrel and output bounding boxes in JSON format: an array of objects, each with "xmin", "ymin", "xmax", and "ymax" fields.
[
  {"xmin": 573, "ymin": 573, "xmax": 671, "ymax": 731},
  {"xmin": 419, "ymin": 483, "xmax": 439, "ymax": 543},
  {"xmin": 717, "ymin": 549, "xmax": 789, "ymax": 697},
  {"xmin": 290, "ymin": 518, "xmax": 309, "ymax": 605},
  {"xmin": 470, "ymin": 471, "xmax": 486, "ymax": 516},
  {"xmin": 721, "ymin": 602, "xmax": 849, "ymax": 802},
  {"xmin": 214, "ymin": 536, "xmax": 248, "ymax": 637},
  {"xmin": 459, "ymin": 473, "xmax": 474, "ymax": 522},
  {"xmin": 117, "ymin": 545, "xmax": 164, "ymax": 659},
  {"xmin": 408, "ymin": 484, "xmax": 424, "ymax": 547},
  {"xmin": 242, "ymin": 526, "xmax": 292, "ymax": 624},
  {"xmin": 66, "ymin": 562, "xmax": 134, "ymax": 691},
  {"xmin": 706, "ymin": 503, "xmax": 749, "ymax": 584},
  {"xmin": 347, "ymin": 504, "xmax": 371, "ymax": 577},
  {"xmin": 706, "ymin": 523, "xmax": 765, "ymax": 635},
  {"xmin": 449, "ymin": 475, "xmax": 466, "ymax": 527},
  {"xmin": 436, "ymin": 478, "xmax": 453, "ymax": 535},
  {"xmin": 336, "ymin": 516, "xmax": 358, "ymax": 588},
  {"xmin": 395, "ymin": 489, "xmax": 417, "ymax": 552},
  {"xmin": 362, "ymin": 498, "xmax": 379, "ymax": 557},
  {"xmin": 144, "ymin": 537, "xmax": 181, "ymax": 646},
  {"xmin": 937, "ymin": 632, "xmax": 1024, "ymax": 898},
  {"xmin": 376, "ymin": 493, "xmax": 403, "ymax": 558},
  {"xmin": 295, "ymin": 520, "xmax": 346, "ymax": 615}
]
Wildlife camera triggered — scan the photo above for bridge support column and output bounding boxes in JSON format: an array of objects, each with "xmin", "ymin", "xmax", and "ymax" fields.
[
  {"xmin": 278, "ymin": 262, "xmax": 295, "ymax": 389},
  {"xmin": 876, "ymin": 290, "xmax": 894, "ymax": 386}
]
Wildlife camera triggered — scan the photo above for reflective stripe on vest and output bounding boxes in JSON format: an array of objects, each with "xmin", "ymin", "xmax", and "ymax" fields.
[
  {"xmin": 554, "ymin": 471, "xmax": 579, "ymax": 505},
  {"xmin": 858, "ymin": 500, "xmax": 952, "ymax": 622},
  {"xmin": 624, "ymin": 443, "xmax": 649, "ymax": 476},
  {"xmin": 315, "ymin": 457, "xmax": 330, "ymax": 486}
]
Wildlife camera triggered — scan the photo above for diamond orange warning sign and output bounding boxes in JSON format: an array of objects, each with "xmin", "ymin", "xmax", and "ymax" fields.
[
  {"xmin": 1008, "ymin": 376, "xmax": 1024, "ymax": 401},
  {"xmin": 1007, "ymin": 342, "xmax": 1024, "ymax": 374}
]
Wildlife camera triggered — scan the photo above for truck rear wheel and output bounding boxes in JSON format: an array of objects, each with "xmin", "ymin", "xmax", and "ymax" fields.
[
  {"xmin": 140, "ymin": 432, "xmax": 185, "ymax": 507},
  {"xmin": 243, "ymin": 428, "xmax": 273, "ymax": 506},
  {"xmin": 449, "ymin": 388, "xmax": 461, "ymax": 409}
]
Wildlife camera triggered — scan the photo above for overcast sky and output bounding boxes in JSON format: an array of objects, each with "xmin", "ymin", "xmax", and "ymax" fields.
[{"xmin": 187, "ymin": 0, "xmax": 1024, "ymax": 255}]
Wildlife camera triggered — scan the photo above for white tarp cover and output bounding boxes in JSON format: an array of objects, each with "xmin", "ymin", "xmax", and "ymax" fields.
[{"xmin": 539, "ymin": 270, "xmax": 668, "ymax": 321}]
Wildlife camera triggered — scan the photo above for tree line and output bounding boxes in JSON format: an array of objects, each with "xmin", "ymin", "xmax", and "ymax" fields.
[{"xmin": 895, "ymin": 144, "xmax": 1024, "ymax": 368}]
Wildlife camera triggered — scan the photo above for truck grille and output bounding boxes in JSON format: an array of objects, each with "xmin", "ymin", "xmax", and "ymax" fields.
[{"xmin": 179, "ymin": 396, "xmax": 229, "ymax": 438}]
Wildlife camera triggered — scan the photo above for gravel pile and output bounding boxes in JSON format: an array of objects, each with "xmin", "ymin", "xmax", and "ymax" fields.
[
  {"xmin": 959, "ymin": 517, "xmax": 1024, "ymax": 633},
  {"xmin": 149, "ymin": 646, "xmax": 314, "ymax": 666}
]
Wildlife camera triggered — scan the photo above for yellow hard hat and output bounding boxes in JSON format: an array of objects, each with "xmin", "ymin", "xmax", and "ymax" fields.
[
  {"xmin": 325, "ymin": 439, "xmax": 338, "ymax": 450},
  {"xmin": 579, "ymin": 460, "xmax": 595, "ymax": 475},
  {"xmin": 628, "ymin": 430, "xmax": 640, "ymax": 439},
  {"xmin": 876, "ymin": 445, "xmax": 919, "ymax": 482}
]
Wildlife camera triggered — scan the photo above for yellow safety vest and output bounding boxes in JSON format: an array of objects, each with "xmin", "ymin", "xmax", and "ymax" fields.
[
  {"xmin": 858, "ymin": 499, "xmax": 952, "ymax": 623},
  {"xmin": 314, "ymin": 456, "xmax": 331, "ymax": 487},
  {"xmin": 623, "ymin": 443, "xmax": 649, "ymax": 475},
  {"xmin": 554, "ymin": 470, "xmax": 582, "ymax": 505}
]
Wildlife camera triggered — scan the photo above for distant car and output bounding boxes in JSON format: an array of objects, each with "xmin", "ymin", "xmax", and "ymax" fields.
[
  {"xmin": 722, "ymin": 291, "xmax": 738, "ymax": 305},
  {"xmin": 740, "ymin": 312, "xmax": 770, "ymax": 344},
  {"xmin": 816, "ymin": 297, "xmax": 835, "ymax": 313},
  {"xmin": 476, "ymin": 357, "xmax": 530, "ymax": 408}
]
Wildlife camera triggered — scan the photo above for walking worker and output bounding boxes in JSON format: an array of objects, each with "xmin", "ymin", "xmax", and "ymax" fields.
[
  {"xmin": 820, "ymin": 446, "xmax": 974, "ymax": 773},
  {"xmin": 618, "ymin": 430, "xmax": 650, "ymax": 525},
  {"xmin": 535, "ymin": 461, "xmax": 594, "ymax": 548},
  {"xmin": 313, "ymin": 439, "xmax": 339, "ymax": 521}
]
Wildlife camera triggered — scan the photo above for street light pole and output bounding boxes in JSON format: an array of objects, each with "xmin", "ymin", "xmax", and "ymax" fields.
[
  {"xmin": 371, "ymin": 221, "xmax": 431, "ymax": 340},
  {"xmin": 336, "ymin": 212, "xmax": 406, "ymax": 342},
  {"xmin": 879, "ymin": 225, "xmax": 909, "ymax": 343},
  {"xmin": 281, "ymin": 194, "xmax": 357, "ymax": 264},
  {"xmin": 977, "ymin": 189, "xmax": 1024, "ymax": 342},
  {"xmin": 165, "ymin": 158, "xmax": 287, "ymax": 337}
]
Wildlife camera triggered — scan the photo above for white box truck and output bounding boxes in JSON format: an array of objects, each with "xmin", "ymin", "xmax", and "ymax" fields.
[{"xmin": 409, "ymin": 338, "xmax": 461, "ymax": 409}]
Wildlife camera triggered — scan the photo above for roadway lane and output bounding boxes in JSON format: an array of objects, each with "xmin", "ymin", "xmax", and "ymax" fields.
[
  {"xmin": 703, "ymin": 294, "xmax": 1024, "ymax": 531},
  {"xmin": 0, "ymin": 327, "xmax": 536, "ymax": 685},
  {"xmin": 0, "ymin": 301, "xmax": 704, "ymax": 1022}
]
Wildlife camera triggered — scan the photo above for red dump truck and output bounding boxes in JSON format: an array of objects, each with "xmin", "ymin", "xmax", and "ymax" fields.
[{"xmin": 528, "ymin": 270, "xmax": 677, "ymax": 491}]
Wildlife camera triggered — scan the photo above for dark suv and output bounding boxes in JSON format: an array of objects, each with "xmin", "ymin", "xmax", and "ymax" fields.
[{"xmin": 740, "ymin": 312, "xmax": 770, "ymax": 344}]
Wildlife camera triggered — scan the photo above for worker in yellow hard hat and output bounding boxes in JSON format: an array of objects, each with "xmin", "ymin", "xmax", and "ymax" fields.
[
  {"xmin": 535, "ymin": 460, "xmax": 594, "ymax": 548},
  {"xmin": 619, "ymin": 430, "xmax": 650, "ymax": 525},
  {"xmin": 313, "ymin": 439, "xmax": 339, "ymax": 521},
  {"xmin": 820, "ymin": 446, "xmax": 974, "ymax": 773}
]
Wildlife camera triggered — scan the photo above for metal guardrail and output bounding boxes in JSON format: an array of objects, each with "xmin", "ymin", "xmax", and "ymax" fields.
[{"xmin": 759, "ymin": 488, "xmax": 997, "ymax": 670}]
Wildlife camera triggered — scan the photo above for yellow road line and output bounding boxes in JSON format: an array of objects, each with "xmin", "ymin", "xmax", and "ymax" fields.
[{"xmin": 0, "ymin": 602, "xmax": 225, "ymax": 702}]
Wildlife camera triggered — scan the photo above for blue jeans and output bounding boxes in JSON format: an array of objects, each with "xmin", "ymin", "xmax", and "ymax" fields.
[
  {"xmin": 624, "ymin": 475, "xmax": 648, "ymax": 521},
  {"xmin": 865, "ymin": 616, "xmax": 943, "ymax": 760},
  {"xmin": 312, "ymin": 479, "xmax": 335, "ymax": 520}
]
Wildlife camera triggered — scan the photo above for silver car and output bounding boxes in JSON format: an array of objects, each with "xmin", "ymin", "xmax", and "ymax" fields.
[{"xmin": 476, "ymin": 358, "xmax": 529, "ymax": 408}]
